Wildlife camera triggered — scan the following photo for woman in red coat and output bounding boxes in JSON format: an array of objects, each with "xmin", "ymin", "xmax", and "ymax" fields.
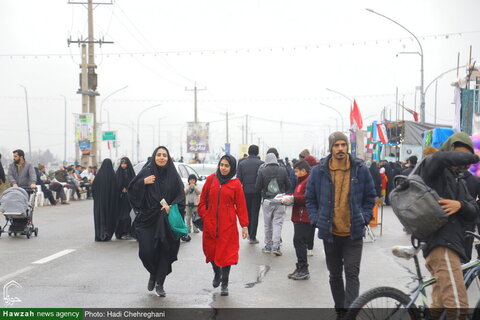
[{"xmin": 198, "ymin": 154, "xmax": 249, "ymax": 296}]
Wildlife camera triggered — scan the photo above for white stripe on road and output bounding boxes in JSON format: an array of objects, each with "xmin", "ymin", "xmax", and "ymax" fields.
[
  {"xmin": 0, "ymin": 267, "xmax": 34, "ymax": 283},
  {"xmin": 32, "ymin": 249, "xmax": 76, "ymax": 264}
]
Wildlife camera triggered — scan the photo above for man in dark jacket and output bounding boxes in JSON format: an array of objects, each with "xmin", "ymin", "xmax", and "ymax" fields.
[
  {"xmin": 306, "ymin": 132, "xmax": 376, "ymax": 314},
  {"xmin": 419, "ymin": 132, "xmax": 480, "ymax": 318},
  {"xmin": 401, "ymin": 155, "xmax": 417, "ymax": 176},
  {"xmin": 0, "ymin": 153, "xmax": 5, "ymax": 184},
  {"xmin": 255, "ymin": 152, "xmax": 291, "ymax": 256},
  {"xmin": 237, "ymin": 145, "xmax": 264, "ymax": 244}
]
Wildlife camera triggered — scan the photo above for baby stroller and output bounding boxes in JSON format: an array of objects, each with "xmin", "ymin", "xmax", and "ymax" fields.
[{"xmin": 0, "ymin": 187, "xmax": 39, "ymax": 238}]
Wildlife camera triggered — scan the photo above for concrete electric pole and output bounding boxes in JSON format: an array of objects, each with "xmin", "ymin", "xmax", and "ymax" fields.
[{"xmin": 68, "ymin": 0, "xmax": 113, "ymax": 167}]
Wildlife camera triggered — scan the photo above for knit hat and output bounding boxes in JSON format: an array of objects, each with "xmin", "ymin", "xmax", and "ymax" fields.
[
  {"xmin": 328, "ymin": 131, "xmax": 349, "ymax": 152},
  {"xmin": 299, "ymin": 149, "xmax": 310, "ymax": 159},
  {"xmin": 304, "ymin": 155, "xmax": 318, "ymax": 167}
]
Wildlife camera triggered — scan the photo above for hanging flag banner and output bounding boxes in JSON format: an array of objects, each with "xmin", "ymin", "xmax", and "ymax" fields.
[
  {"xmin": 79, "ymin": 140, "xmax": 91, "ymax": 156},
  {"xmin": 377, "ymin": 122, "xmax": 389, "ymax": 145},
  {"xmin": 187, "ymin": 122, "xmax": 210, "ymax": 153}
]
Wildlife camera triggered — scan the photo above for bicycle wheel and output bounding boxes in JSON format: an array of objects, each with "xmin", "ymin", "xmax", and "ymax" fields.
[{"xmin": 345, "ymin": 286, "xmax": 420, "ymax": 320}]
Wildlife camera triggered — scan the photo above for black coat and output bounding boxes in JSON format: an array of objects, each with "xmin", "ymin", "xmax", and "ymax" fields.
[
  {"xmin": 92, "ymin": 159, "xmax": 119, "ymax": 241},
  {"xmin": 0, "ymin": 154, "xmax": 5, "ymax": 184},
  {"xmin": 255, "ymin": 163, "xmax": 291, "ymax": 199},
  {"xmin": 419, "ymin": 152, "xmax": 480, "ymax": 260},
  {"xmin": 369, "ymin": 163, "xmax": 381, "ymax": 197},
  {"xmin": 237, "ymin": 155, "xmax": 263, "ymax": 194}
]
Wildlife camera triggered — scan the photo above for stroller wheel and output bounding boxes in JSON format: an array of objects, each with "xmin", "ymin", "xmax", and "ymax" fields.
[
  {"xmin": 8, "ymin": 232, "xmax": 12, "ymax": 236},
  {"xmin": 14, "ymin": 232, "xmax": 17, "ymax": 236},
  {"xmin": 26, "ymin": 230, "xmax": 31, "ymax": 239},
  {"xmin": 34, "ymin": 228, "xmax": 38, "ymax": 237}
]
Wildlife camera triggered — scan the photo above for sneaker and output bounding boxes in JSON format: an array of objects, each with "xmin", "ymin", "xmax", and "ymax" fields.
[
  {"xmin": 288, "ymin": 264, "xmax": 301, "ymax": 279},
  {"xmin": 249, "ymin": 238, "xmax": 259, "ymax": 244},
  {"xmin": 155, "ymin": 285, "xmax": 166, "ymax": 297},
  {"xmin": 272, "ymin": 247, "xmax": 282, "ymax": 256},
  {"xmin": 307, "ymin": 249, "xmax": 314, "ymax": 256},
  {"xmin": 262, "ymin": 246, "xmax": 272, "ymax": 253},
  {"xmin": 61, "ymin": 201, "xmax": 70, "ymax": 205},
  {"xmin": 291, "ymin": 265, "xmax": 310, "ymax": 280}
]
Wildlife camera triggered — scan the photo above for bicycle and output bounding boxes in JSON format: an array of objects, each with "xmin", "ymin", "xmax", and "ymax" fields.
[{"xmin": 345, "ymin": 232, "xmax": 480, "ymax": 320}]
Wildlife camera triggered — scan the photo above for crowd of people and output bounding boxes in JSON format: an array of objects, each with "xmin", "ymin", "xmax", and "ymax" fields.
[{"xmin": 2, "ymin": 129, "xmax": 480, "ymax": 318}]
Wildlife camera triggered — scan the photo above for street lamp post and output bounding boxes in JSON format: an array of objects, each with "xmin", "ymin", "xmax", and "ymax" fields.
[
  {"xmin": 19, "ymin": 84, "xmax": 32, "ymax": 157},
  {"xmin": 137, "ymin": 104, "xmax": 162, "ymax": 163},
  {"xmin": 98, "ymin": 85, "xmax": 128, "ymax": 161},
  {"xmin": 60, "ymin": 95, "xmax": 67, "ymax": 166},
  {"xmin": 366, "ymin": 8, "xmax": 425, "ymax": 123},
  {"xmin": 319, "ymin": 102, "xmax": 344, "ymax": 132}
]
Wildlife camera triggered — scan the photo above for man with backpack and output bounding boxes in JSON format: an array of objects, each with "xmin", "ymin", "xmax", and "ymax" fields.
[
  {"xmin": 417, "ymin": 133, "xmax": 480, "ymax": 319},
  {"xmin": 255, "ymin": 152, "xmax": 291, "ymax": 256}
]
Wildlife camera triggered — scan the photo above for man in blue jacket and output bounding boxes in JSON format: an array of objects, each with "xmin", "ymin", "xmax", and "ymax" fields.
[{"xmin": 306, "ymin": 132, "xmax": 375, "ymax": 315}]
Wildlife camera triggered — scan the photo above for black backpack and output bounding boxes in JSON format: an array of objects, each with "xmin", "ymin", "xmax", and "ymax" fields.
[{"xmin": 389, "ymin": 157, "xmax": 449, "ymax": 240}]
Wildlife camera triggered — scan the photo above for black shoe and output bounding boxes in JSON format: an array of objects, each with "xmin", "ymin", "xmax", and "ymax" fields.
[
  {"xmin": 181, "ymin": 235, "xmax": 191, "ymax": 242},
  {"xmin": 288, "ymin": 264, "xmax": 301, "ymax": 279},
  {"xmin": 212, "ymin": 272, "xmax": 221, "ymax": 288},
  {"xmin": 147, "ymin": 274, "xmax": 156, "ymax": 291},
  {"xmin": 291, "ymin": 265, "xmax": 310, "ymax": 280},
  {"xmin": 220, "ymin": 284, "xmax": 229, "ymax": 296},
  {"xmin": 155, "ymin": 285, "xmax": 166, "ymax": 297}
]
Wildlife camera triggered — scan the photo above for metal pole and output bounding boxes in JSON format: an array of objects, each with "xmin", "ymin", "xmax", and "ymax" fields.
[
  {"xmin": 366, "ymin": 8, "xmax": 424, "ymax": 123},
  {"xmin": 434, "ymin": 80, "xmax": 438, "ymax": 124},
  {"xmin": 19, "ymin": 84, "xmax": 32, "ymax": 157},
  {"xmin": 61, "ymin": 95, "xmax": 67, "ymax": 165},
  {"xmin": 319, "ymin": 102, "xmax": 344, "ymax": 132},
  {"xmin": 137, "ymin": 104, "xmax": 162, "ymax": 163}
]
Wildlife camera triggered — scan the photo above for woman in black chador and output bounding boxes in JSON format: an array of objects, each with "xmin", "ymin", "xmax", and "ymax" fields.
[
  {"xmin": 128, "ymin": 146, "xmax": 185, "ymax": 297},
  {"xmin": 92, "ymin": 159, "xmax": 119, "ymax": 241},
  {"xmin": 115, "ymin": 157, "xmax": 136, "ymax": 240}
]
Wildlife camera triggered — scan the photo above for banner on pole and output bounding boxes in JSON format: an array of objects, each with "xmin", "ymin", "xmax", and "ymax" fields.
[
  {"xmin": 187, "ymin": 122, "xmax": 210, "ymax": 153},
  {"xmin": 75, "ymin": 113, "xmax": 94, "ymax": 142}
]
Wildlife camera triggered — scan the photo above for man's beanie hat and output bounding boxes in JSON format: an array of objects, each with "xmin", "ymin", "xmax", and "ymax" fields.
[
  {"xmin": 248, "ymin": 145, "xmax": 259, "ymax": 156},
  {"xmin": 328, "ymin": 132, "xmax": 349, "ymax": 152}
]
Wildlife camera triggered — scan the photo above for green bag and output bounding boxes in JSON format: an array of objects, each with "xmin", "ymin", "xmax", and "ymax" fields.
[{"xmin": 168, "ymin": 204, "xmax": 188, "ymax": 240}]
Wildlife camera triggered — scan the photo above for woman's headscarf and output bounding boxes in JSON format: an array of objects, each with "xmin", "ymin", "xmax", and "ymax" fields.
[
  {"xmin": 115, "ymin": 157, "xmax": 135, "ymax": 190},
  {"xmin": 216, "ymin": 154, "xmax": 237, "ymax": 185},
  {"xmin": 128, "ymin": 146, "xmax": 185, "ymax": 211}
]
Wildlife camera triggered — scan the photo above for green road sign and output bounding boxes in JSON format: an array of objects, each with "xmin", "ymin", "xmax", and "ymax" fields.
[{"xmin": 102, "ymin": 131, "xmax": 116, "ymax": 141}]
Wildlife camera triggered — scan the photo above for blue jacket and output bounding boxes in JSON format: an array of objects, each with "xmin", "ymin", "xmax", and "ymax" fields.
[{"xmin": 305, "ymin": 154, "xmax": 376, "ymax": 242}]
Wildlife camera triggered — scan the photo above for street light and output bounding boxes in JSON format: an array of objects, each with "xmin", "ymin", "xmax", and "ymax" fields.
[
  {"xmin": 137, "ymin": 104, "xmax": 162, "ymax": 163},
  {"xmin": 366, "ymin": 8, "xmax": 425, "ymax": 123},
  {"xmin": 19, "ymin": 84, "xmax": 32, "ymax": 157},
  {"xmin": 326, "ymin": 88, "xmax": 353, "ymax": 103},
  {"xmin": 319, "ymin": 102, "xmax": 344, "ymax": 132},
  {"xmin": 60, "ymin": 95, "xmax": 67, "ymax": 166},
  {"xmin": 98, "ymin": 85, "xmax": 128, "ymax": 161}
]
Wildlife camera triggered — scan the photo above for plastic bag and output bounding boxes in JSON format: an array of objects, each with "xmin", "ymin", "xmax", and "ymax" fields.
[{"xmin": 168, "ymin": 204, "xmax": 188, "ymax": 240}]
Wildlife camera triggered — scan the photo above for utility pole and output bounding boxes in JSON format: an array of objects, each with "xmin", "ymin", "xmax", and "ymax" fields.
[
  {"xmin": 68, "ymin": 0, "xmax": 113, "ymax": 166},
  {"xmin": 185, "ymin": 83, "xmax": 206, "ymax": 160},
  {"xmin": 245, "ymin": 115, "xmax": 249, "ymax": 145}
]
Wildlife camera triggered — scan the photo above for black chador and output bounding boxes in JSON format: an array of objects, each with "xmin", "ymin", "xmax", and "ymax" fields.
[
  {"xmin": 115, "ymin": 157, "xmax": 136, "ymax": 239},
  {"xmin": 128, "ymin": 146, "xmax": 185, "ymax": 296},
  {"xmin": 92, "ymin": 159, "xmax": 119, "ymax": 241}
]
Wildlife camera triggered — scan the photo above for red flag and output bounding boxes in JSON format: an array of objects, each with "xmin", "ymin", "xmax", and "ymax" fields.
[
  {"xmin": 350, "ymin": 99, "xmax": 363, "ymax": 130},
  {"xmin": 404, "ymin": 106, "xmax": 419, "ymax": 122}
]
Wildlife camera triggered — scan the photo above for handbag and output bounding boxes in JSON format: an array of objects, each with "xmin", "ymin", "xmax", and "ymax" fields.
[
  {"xmin": 192, "ymin": 210, "xmax": 203, "ymax": 231},
  {"xmin": 389, "ymin": 157, "xmax": 448, "ymax": 240},
  {"xmin": 167, "ymin": 204, "xmax": 189, "ymax": 240}
]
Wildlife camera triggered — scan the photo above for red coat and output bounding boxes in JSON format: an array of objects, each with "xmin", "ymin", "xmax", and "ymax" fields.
[{"xmin": 198, "ymin": 174, "xmax": 249, "ymax": 267}]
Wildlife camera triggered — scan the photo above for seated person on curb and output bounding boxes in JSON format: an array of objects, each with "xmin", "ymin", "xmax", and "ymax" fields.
[
  {"xmin": 37, "ymin": 164, "xmax": 69, "ymax": 205},
  {"xmin": 66, "ymin": 166, "xmax": 82, "ymax": 199},
  {"xmin": 418, "ymin": 132, "xmax": 480, "ymax": 320}
]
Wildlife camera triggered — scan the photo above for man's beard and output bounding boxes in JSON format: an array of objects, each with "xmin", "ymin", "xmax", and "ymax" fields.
[{"xmin": 14, "ymin": 159, "xmax": 20, "ymax": 164}]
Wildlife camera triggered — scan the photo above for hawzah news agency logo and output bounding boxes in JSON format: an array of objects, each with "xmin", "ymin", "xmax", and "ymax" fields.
[{"xmin": 3, "ymin": 280, "xmax": 22, "ymax": 306}]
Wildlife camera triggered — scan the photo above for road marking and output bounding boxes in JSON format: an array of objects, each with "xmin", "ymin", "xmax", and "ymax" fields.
[
  {"xmin": 0, "ymin": 267, "xmax": 34, "ymax": 283},
  {"xmin": 32, "ymin": 249, "xmax": 76, "ymax": 264}
]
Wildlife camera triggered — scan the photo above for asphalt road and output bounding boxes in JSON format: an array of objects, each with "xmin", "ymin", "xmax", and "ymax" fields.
[{"xmin": 1, "ymin": 199, "xmax": 479, "ymax": 311}]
